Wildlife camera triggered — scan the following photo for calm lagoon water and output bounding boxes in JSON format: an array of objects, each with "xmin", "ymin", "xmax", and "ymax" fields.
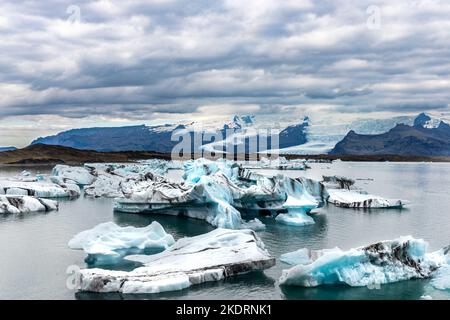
[{"xmin": 1, "ymin": 162, "xmax": 450, "ymax": 300}]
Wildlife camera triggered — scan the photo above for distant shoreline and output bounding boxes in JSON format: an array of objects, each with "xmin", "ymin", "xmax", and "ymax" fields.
[{"xmin": 1, "ymin": 144, "xmax": 450, "ymax": 165}]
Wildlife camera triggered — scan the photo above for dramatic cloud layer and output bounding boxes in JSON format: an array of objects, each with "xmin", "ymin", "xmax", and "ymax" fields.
[{"xmin": 1, "ymin": 0, "xmax": 450, "ymax": 146}]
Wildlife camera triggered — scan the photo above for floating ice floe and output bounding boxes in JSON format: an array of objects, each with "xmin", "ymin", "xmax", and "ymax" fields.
[
  {"xmin": 0, "ymin": 195, "xmax": 58, "ymax": 214},
  {"xmin": 68, "ymin": 221, "xmax": 175, "ymax": 263},
  {"xmin": 82, "ymin": 162, "xmax": 172, "ymax": 198},
  {"xmin": 327, "ymin": 189, "xmax": 407, "ymax": 209},
  {"xmin": 0, "ymin": 180, "xmax": 80, "ymax": 198},
  {"xmin": 115, "ymin": 162, "xmax": 327, "ymax": 229},
  {"xmin": 75, "ymin": 228, "xmax": 275, "ymax": 294},
  {"xmin": 279, "ymin": 236, "xmax": 448, "ymax": 288},
  {"xmin": 242, "ymin": 156, "xmax": 308, "ymax": 170},
  {"xmin": 51, "ymin": 165, "xmax": 96, "ymax": 185},
  {"xmin": 322, "ymin": 175, "xmax": 355, "ymax": 190}
]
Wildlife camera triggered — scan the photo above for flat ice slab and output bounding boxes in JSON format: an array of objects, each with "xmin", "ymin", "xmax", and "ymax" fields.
[
  {"xmin": 279, "ymin": 236, "xmax": 448, "ymax": 287},
  {"xmin": 327, "ymin": 189, "xmax": 407, "ymax": 209},
  {"xmin": 0, "ymin": 195, "xmax": 58, "ymax": 214},
  {"xmin": 68, "ymin": 221, "xmax": 175, "ymax": 256},
  {"xmin": 76, "ymin": 228, "xmax": 275, "ymax": 294},
  {"xmin": 0, "ymin": 180, "xmax": 80, "ymax": 198}
]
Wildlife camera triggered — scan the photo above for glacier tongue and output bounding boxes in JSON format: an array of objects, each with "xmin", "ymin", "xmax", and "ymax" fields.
[
  {"xmin": 75, "ymin": 228, "xmax": 275, "ymax": 294},
  {"xmin": 279, "ymin": 236, "xmax": 448, "ymax": 287}
]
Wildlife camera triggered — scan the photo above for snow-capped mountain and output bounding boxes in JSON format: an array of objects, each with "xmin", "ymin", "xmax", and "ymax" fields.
[
  {"xmin": 277, "ymin": 115, "xmax": 416, "ymax": 155},
  {"xmin": 330, "ymin": 113, "xmax": 450, "ymax": 156},
  {"xmin": 31, "ymin": 115, "xmax": 308, "ymax": 154},
  {"xmin": 0, "ymin": 146, "xmax": 17, "ymax": 152}
]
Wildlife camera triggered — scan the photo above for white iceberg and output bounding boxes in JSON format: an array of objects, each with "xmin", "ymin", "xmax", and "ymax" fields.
[
  {"xmin": 0, "ymin": 180, "xmax": 80, "ymax": 198},
  {"xmin": 75, "ymin": 228, "xmax": 275, "ymax": 294},
  {"xmin": 68, "ymin": 221, "xmax": 175, "ymax": 261},
  {"xmin": 82, "ymin": 162, "xmax": 172, "ymax": 198},
  {"xmin": 240, "ymin": 218, "xmax": 266, "ymax": 231},
  {"xmin": 327, "ymin": 189, "xmax": 407, "ymax": 209},
  {"xmin": 279, "ymin": 236, "xmax": 448, "ymax": 288},
  {"xmin": 0, "ymin": 195, "xmax": 58, "ymax": 214},
  {"xmin": 242, "ymin": 157, "xmax": 308, "ymax": 170},
  {"xmin": 51, "ymin": 165, "xmax": 96, "ymax": 185},
  {"xmin": 275, "ymin": 210, "xmax": 315, "ymax": 227}
]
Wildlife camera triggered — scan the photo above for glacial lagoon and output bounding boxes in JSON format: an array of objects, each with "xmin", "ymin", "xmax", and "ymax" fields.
[{"xmin": 1, "ymin": 161, "xmax": 450, "ymax": 299}]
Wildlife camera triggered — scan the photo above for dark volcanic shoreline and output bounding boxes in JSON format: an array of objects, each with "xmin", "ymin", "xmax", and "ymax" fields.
[{"xmin": 0, "ymin": 144, "xmax": 171, "ymax": 165}]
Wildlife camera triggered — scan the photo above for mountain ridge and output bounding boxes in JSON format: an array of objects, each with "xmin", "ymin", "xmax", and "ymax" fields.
[{"xmin": 330, "ymin": 114, "xmax": 450, "ymax": 156}]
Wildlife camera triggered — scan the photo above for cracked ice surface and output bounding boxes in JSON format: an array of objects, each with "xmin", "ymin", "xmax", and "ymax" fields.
[
  {"xmin": 76, "ymin": 228, "xmax": 275, "ymax": 294},
  {"xmin": 279, "ymin": 236, "xmax": 448, "ymax": 287},
  {"xmin": 68, "ymin": 221, "xmax": 175, "ymax": 258},
  {"xmin": 0, "ymin": 195, "xmax": 58, "ymax": 214}
]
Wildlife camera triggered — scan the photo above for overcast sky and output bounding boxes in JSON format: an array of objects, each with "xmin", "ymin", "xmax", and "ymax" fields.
[{"xmin": 1, "ymin": 0, "xmax": 450, "ymax": 147}]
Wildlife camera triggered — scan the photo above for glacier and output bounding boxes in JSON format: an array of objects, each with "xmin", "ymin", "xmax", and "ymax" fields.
[
  {"xmin": 0, "ymin": 195, "xmax": 58, "ymax": 214},
  {"xmin": 279, "ymin": 236, "xmax": 448, "ymax": 287},
  {"xmin": 68, "ymin": 221, "xmax": 175, "ymax": 263},
  {"xmin": 74, "ymin": 228, "xmax": 275, "ymax": 294}
]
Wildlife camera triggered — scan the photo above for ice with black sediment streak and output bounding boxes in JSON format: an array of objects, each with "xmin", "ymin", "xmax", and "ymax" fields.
[{"xmin": 279, "ymin": 236, "xmax": 449, "ymax": 287}]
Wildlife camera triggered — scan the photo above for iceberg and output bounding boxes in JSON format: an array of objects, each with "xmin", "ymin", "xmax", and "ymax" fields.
[
  {"xmin": 82, "ymin": 162, "xmax": 172, "ymax": 198},
  {"xmin": 115, "ymin": 160, "xmax": 327, "ymax": 229},
  {"xmin": 327, "ymin": 189, "xmax": 407, "ymax": 209},
  {"xmin": 242, "ymin": 157, "xmax": 308, "ymax": 170},
  {"xmin": 275, "ymin": 210, "xmax": 315, "ymax": 226},
  {"xmin": 279, "ymin": 236, "xmax": 448, "ymax": 287},
  {"xmin": 322, "ymin": 175, "xmax": 355, "ymax": 190},
  {"xmin": 75, "ymin": 228, "xmax": 275, "ymax": 294},
  {"xmin": 51, "ymin": 165, "xmax": 96, "ymax": 185},
  {"xmin": 240, "ymin": 218, "xmax": 266, "ymax": 231},
  {"xmin": 115, "ymin": 172, "xmax": 245, "ymax": 229},
  {"xmin": 68, "ymin": 221, "xmax": 175, "ymax": 262},
  {"xmin": 280, "ymin": 248, "xmax": 312, "ymax": 265},
  {"xmin": 183, "ymin": 158, "xmax": 240, "ymax": 183},
  {"xmin": 0, "ymin": 195, "xmax": 58, "ymax": 214},
  {"xmin": 0, "ymin": 180, "xmax": 80, "ymax": 198}
]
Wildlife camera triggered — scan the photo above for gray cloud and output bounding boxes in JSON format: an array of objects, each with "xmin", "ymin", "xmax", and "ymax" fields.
[{"xmin": 1, "ymin": 0, "xmax": 450, "ymax": 146}]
